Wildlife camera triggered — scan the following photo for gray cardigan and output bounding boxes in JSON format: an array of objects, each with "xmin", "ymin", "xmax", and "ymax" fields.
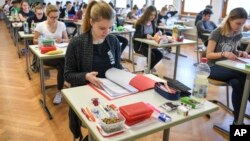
[{"xmin": 64, "ymin": 30, "xmax": 123, "ymax": 87}]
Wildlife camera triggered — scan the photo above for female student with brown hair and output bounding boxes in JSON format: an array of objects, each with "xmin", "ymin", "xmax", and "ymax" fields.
[
  {"xmin": 133, "ymin": 5, "xmax": 163, "ymax": 71},
  {"xmin": 64, "ymin": 1, "xmax": 122, "ymax": 140},
  {"xmin": 207, "ymin": 7, "xmax": 250, "ymax": 124},
  {"xmin": 33, "ymin": 5, "xmax": 69, "ymax": 105}
]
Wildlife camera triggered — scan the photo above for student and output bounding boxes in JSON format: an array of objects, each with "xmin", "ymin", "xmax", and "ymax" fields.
[
  {"xmin": 18, "ymin": 1, "xmax": 34, "ymax": 22},
  {"xmin": 166, "ymin": 4, "xmax": 178, "ymax": 18},
  {"xmin": 121, "ymin": 4, "xmax": 130, "ymax": 18},
  {"xmin": 9, "ymin": 0, "xmax": 20, "ymax": 16},
  {"xmin": 137, "ymin": 4, "xmax": 147, "ymax": 17},
  {"xmin": 75, "ymin": 2, "xmax": 87, "ymax": 20},
  {"xmin": 196, "ymin": 8, "xmax": 217, "ymax": 46},
  {"xmin": 64, "ymin": 1, "xmax": 122, "ymax": 140},
  {"xmin": 133, "ymin": 6, "xmax": 163, "ymax": 71},
  {"xmin": 33, "ymin": 5, "xmax": 69, "ymax": 105},
  {"xmin": 206, "ymin": 7, "xmax": 250, "ymax": 124},
  {"xmin": 157, "ymin": 7, "xmax": 168, "ymax": 26},
  {"xmin": 2, "ymin": 0, "xmax": 11, "ymax": 13},
  {"xmin": 27, "ymin": 5, "xmax": 46, "ymax": 29},
  {"xmin": 195, "ymin": 5, "xmax": 212, "ymax": 25},
  {"xmin": 27, "ymin": 5, "xmax": 47, "ymax": 72},
  {"xmin": 59, "ymin": 1, "xmax": 76, "ymax": 18},
  {"xmin": 126, "ymin": 6, "xmax": 138, "ymax": 20}
]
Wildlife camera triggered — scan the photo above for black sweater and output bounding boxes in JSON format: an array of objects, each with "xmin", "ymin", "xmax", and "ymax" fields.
[{"xmin": 64, "ymin": 30, "xmax": 123, "ymax": 87}]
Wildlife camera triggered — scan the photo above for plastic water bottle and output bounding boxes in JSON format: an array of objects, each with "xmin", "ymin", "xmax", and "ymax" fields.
[
  {"xmin": 23, "ymin": 21, "xmax": 29, "ymax": 34},
  {"xmin": 192, "ymin": 58, "xmax": 210, "ymax": 99}
]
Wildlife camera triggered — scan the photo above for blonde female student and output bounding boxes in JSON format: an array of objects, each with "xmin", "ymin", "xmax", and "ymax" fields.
[
  {"xmin": 207, "ymin": 7, "xmax": 250, "ymax": 124},
  {"xmin": 64, "ymin": 1, "xmax": 122, "ymax": 140},
  {"xmin": 33, "ymin": 5, "xmax": 69, "ymax": 105}
]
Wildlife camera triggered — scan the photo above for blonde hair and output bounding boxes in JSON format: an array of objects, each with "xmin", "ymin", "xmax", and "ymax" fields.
[
  {"xmin": 34, "ymin": 5, "xmax": 43, "ymax": 12},
  {"xmin": 82, "ymin": 0, "xmax": 114, "ymax": 33},
  {"xmin": 161, "ymin": 7, "xmax": 167, "ymax": 12},
  {"xmin": 220, "ymin": 7, "xmax": 248, "ymax": 36},
  {"xmin": 45, "ymin": 5, "xmax": 59, "ymax": 16}
]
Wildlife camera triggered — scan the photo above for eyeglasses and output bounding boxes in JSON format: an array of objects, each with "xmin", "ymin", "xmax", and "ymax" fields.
[{"xmin": 48, "ymin": 16, "xmax": 58, "ymax": 19}]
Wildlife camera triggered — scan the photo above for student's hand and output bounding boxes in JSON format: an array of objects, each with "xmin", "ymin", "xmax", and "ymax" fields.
[
  {"xmin": 55, "ymin": 38, "xmax": 63, "ymax": 43},
  {"xmin": 85, "ymin": 71, "xmax": 103, "ymax": 89},
  {"xmin": 147, "ymin": 34, "xmax": 153, "ymax": 40},
  {"xmin": 238, "ymin": 51, "xmax": 249, "ymax": 58},
  {"xmin": 224, "ymin": 51, "xmax": 237, "ymax": 60}
]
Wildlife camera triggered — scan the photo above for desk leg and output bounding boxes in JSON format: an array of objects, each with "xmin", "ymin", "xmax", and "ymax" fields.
[
  {"xmin": 25, "ymin": 39, "xmax": 31, "ymax": 80},
  {"xmin": 173, "ymin": 45, "xmax": 180, "ymax": 80},
  {"xmin": 88, "ymin": 133, "xmax": 95, "ymax": 141},
  {"xmin": 39, "ymin": 59, "xmax": 53, "ymax": 119},
  {"xmin": 15, "ymin": 28, "xmax": 21, "ymax": 58},
  {"xmin": 146, "ymin": 45, "xmax": 152, "ymax": 74},
  {"xmin": 237, "ymin": 74, "xmax": 250, "ymax": 124},
  {"xmin": 163, "ymin": 128, "xmax": 170, "ymax": 141}
]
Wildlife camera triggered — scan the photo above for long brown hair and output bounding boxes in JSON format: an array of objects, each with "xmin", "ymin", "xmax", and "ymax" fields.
[
  {"xmin": 135, "ymin": 6, "xmax": 157, "ymax": 26},
  {"xmin": 82, "ymin": 0, "xmax": 114, "ymax": 33},
  {"xmin": 220, "ymin": 7, "xmax": 248, "ymax": 36}
]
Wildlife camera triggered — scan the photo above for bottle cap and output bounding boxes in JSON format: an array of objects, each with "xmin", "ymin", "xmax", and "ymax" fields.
[{"xmin": 200, "ymin": 58, "xmax": 207, "ymax": 63}]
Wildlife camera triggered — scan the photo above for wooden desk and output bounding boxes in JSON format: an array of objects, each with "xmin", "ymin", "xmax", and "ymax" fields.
[
  {"xmin": 29, "ymin": 45, "xmax": 67, "ymax": 119},
  {"xmin": 134, "ymin": 38, "xmax": 196, "ymax": 80},
  {"xmin": 18, "ymin": 31, "xmax": 34, "ymax": 80},
  {"xmin": 216, "ymin": 60, "xmax": 250, "ymax": 125},
  {"xmin": 62, "ymin": 83, "xmax": 218, "ymax": 141}
]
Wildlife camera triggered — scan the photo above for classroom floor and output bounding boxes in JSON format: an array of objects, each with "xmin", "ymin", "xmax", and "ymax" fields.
[{"xmin": 0, "ymin": 20, "xmax": 249, "ymax": 141}]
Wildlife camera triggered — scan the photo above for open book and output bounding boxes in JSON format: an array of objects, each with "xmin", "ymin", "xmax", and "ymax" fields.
[
  {"xmin": 92, "ymin": 68, "xmax": 156, "ymax": 100},
  {"xmin": 55, "ymin": 42, "xmax": 68, "ymax": 48}
]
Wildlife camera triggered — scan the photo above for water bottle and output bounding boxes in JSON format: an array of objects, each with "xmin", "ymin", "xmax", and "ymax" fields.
[
  {"xmin": 23, "ymin": 21, "xmax": 29, "ymax": 34},
  {"xmin": 192, "ymin": 58, "xmax": 210, "ymax": 99},
  {"xmin": 65, "ymin": 10, "xmax": 68, "ymax": 18},
  {"xmin": 112, "ymin": 23, "xmax": 117, "ymax": 31}
]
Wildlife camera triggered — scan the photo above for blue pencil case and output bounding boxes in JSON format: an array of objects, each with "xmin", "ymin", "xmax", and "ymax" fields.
[{"xmin": 154, "ymin": 82, "xmax": 180, "ymax": 100}]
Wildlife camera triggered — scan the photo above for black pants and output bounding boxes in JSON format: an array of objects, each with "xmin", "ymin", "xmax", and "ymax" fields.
[
  {"xmin": 115, "ymin": 35, "xmax": 128, "ymax": 54},
  {"xmin": 134, "ymin": 43, "xmax": 163, "ymax": 69},
  {"xmin": 69, "ymin": 107, "xmax": 83, "ymax": 139},
  {"xmin": 44, "ymin": 58, "xmax": 65, "ymax": 90},
  {"xmin": 209, "ymin": 65, "xmax": 250, "ymax": 122}
]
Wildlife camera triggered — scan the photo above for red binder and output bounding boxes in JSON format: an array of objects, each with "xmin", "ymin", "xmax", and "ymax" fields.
[{"xmin": 119, "ymin": 102, "xmax": 153, "ymax": 126}]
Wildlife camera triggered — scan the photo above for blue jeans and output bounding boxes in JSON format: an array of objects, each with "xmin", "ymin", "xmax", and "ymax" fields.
[{"xmin": 209, "ymin": 65, "xmax": 249, "ymax": 121}]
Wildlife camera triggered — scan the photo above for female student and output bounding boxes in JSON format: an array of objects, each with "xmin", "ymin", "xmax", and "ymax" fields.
[
  {"xmin": 206, "ymin": 7, "xmax": 250, "ymax": 124},
  {"xmin": 33, "ymin": 5, "xmax": 69, "ymax": 105},
  {"xmin": 133, "ymin": 6, "xmax": 163, "ymax": 71},
  {"xmin": 18, "ymin": 1, "xmax": 34, "ymax": 22},
  {"xmin": 64, "ymin": 1, "xmax": 123, "ymax": 140}
]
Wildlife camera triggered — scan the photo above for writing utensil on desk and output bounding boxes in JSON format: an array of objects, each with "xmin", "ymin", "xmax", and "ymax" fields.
[
  {"xmin": 147, "ymin": 103, "xmax": 171, "ymax": 122},
  {"xmin": 86, "ymin": 107, "xmax": 96, "ymax": 122},
  {"xmin": 81, "ymin": 108, "xmax": 91, "ymax": 121},
  {"xmin": 99, "ymin": 105, "xmax": 110, "ymax": 117}
]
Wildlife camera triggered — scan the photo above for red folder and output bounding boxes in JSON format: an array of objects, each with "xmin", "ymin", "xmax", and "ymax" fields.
[
  {"xmin": 129, "ymin": 74, "xmax": 156, "ymax": 91},
  {"xmin": 119, "ymin": 102, "xmax": 153, "ymax": 126}
]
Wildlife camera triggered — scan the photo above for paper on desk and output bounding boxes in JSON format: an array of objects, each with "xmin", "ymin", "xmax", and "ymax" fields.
[
  {"xmin": 55, "ymin": 42, "xmax": 68, "ymax": 48},
  {"xmin": 237, "ymin": 57, "xmax": 250, "ymax": 64}
]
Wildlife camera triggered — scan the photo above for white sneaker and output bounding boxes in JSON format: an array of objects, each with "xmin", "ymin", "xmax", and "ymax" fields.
[{"xmin": 53, "ymin": 92, "xmax": 62, "ymax": 105}]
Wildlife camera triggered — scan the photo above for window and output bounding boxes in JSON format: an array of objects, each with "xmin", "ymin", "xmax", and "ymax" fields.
[
  {"xmin": 116, "ymin": 0, "xmax": 127, "ymax": 8},
  {"xmin": 181, "ymin": 0, "xmax": 211, "ymax": 15},
  {"xmin": 226, "ymin": 0, "xmax": 250, "ymax": 15},
  {"xmin": 154, "ymin": 0, "xmax": 173, "ymax": 11},
  {"xmin": 132, "ymin": 0, "xmax": 146, "ymax": 9}
]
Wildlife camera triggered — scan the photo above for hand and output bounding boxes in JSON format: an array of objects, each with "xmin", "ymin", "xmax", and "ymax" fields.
[
  {"xmin": 85, "ymin": 72, "xmax": 103, "ymax": 89},
  {"xmin": 146, "ymin": 34, "xmax": 153, "ymax": 40},
  {"xmin": 55, "ymin": 38, "xmax": 63, "ymax": 43},
  {"xmin": 238, "ymin": 51, "xmax": 249, "ymax": 58},
  {"xmin": 224, "ymin": 52, "xmax": 237, "ymax": 60}
]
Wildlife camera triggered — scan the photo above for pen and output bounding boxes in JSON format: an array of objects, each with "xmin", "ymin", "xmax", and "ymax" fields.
[
  {"xmin": 81, "ymin": 108, "xmax": 91, "ymax": 121},
  {"xmin": 86, "ymin": 107, "xmax": 96, "ymax": 122}
]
